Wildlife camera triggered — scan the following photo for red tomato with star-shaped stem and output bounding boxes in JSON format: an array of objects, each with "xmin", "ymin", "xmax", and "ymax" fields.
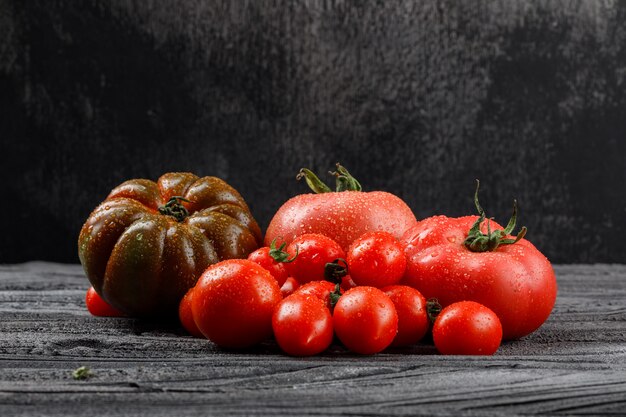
[{"xmin": 401, "ymin": 181, "xmax": 557, "ymax": 340}]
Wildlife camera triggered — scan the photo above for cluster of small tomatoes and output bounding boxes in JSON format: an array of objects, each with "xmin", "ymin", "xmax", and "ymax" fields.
[{"xmin": 174, "ymin": 231, "xmax": 503, "ymax": 356}]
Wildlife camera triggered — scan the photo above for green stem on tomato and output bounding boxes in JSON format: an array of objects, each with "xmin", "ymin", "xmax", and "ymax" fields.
[
  {"xmin": 426, "ymin": 298, "xmax": 442, "ymax": 324},
  {"xmin": 268, "ymin": 238, "xmax": 298, "ymax": 263},
  {"xmin": 296, "ymin": 163, "xmax": 362, "ymax": 193},
  {"xmin": 463, "ymin": 180, "xmax": 527, "ymax": 252},
  {"xmin": 158, "ymin": 196, "xmax": 190, "ymax": 222}
]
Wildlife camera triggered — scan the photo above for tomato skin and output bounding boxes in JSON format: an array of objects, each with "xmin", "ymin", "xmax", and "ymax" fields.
[
  {"xmin": 178, "ymin": 288, "xmax": 204, "ymax": 338},
  {"xmin": 272, "ymin": 293, "xmax": 334, "ymax": 356},
  {"xmin": 247, "ymin": 247, "xmax": 289, "ymax": 287},
  {"xmin": 285, "ymin": 234, "xmax": 345, "ymax": 284},
  {"xmin": 294, "ymin": 280, "xmax": 340, "ymax": 309},
  {"xmin": 265, "ymin": 191, "xmax": 417, "ymax": 251},
  {"xmin": 347, "ymin": 232, "xmax": 406, "ymax": 288},
  {"xmin": 433, "ymin": 301, "xmax": 502, "ymax": 355},
  {"xmin": 192, "ymin": 259, "xmax": 282, "ymax": 348},
  {"xmin": 382, "ymin": 285, "xmax": 428, "ymax": 347},
  {"xmin": 85, "ymin": 287, "xmax": 126, "ymax": 317},
  {"xmin": 333, "ymin": 287, "xmax": 398, "ymax": 355},
  {"xmin": 401, "ymin": 215, "xmax": 557, "ymax": 340},
  {"xmin": 280, "ymin": 277, "xmax": 300, "ymax": 298}
]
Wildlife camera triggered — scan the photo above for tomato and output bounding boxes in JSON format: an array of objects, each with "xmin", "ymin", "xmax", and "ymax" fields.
[
  {"xmin": 433, "ymin": 301, "xmax": 502, "ymax": 355},
  {"xmin": 294, "ymin": 280, "xmax": 341, "ymax": 309},
  {"xmin": 280, "ymin": 277, "xmax": 300, "ymax": 298},
  {"xmin": 265, "ymin": 164, "xmax": 417, "ymax": 251},
  {"xmin": 347, "ymin": 232, "xmax": 406, "ymax": 288},
  {"xmin": 382, "ymin": 285, "xmax": 428, "ymax": 347},
  {"xmin": 285, "ymin": 234, "xmax": 345, "ymax": 284},
  {"xmin": 178, "ymin": 287, "xmax": 204, "ymax": 338},
  {"xmin": 333, "ymin": 286, "xmax": 398, "ymax": 354},
  {"xmin": 401, "ymin": 182, "xmax": 557, "ymax": 340},
  {"xmin": 247, "ymin": 239, "xmax": 295, "ymax": 287},
  {"xmin": 272, "ymin": 293, "xmax": 334, "ymax": 356},
  {"xmin": 85, "ymin": 286, "xmax": 125, "ymax": 317},
  {"xmin": 340, "ymin": 275, "xmax": 357, "ymax": 292},
  {"xmin": 192, "ymin": 259, "xmax": 282, "ymax": 348},
  {"xmin": 79, "ymin": 172, "xmax": 261, "ymax": 317}
]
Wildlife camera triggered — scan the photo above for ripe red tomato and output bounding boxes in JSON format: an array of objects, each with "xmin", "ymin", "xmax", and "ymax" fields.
[
  {"xmin": 272, "ymin": 293, "xmax": 334, "ymax": 356},
  {"xmin": 178, "ymin": 288, "xmax": 204, "ymax": 338},
  {"xmin": 433, "ymin": 301, "xmax": 502, "ymax": 355},
  {"xmin": 294, "ymin": 280, "xmax": 341, "ymax": 309},
  {"xmin": 265, "ymin": 164, "xmax": 417, "ymax": 251},
  {"xmin": 85, "ymin": 287, "xmax": 125, "ymax": 317},
  {"xmin": 382, "ymin": 285, "xmax": 428, "ymax": 347},
  {"xmin": 192, "ymin": 259, "xmax": 282, "ymax": 348},
  {"xmin": 280, "ymin": 277, "xmax": 300, "ymax": 298},
  {"xmin": 333, "ymin": 287, "xmax": 398, "ymax": 354},
  {"xmin": 347, "ymin": 232, "xmax": 406, "ymax": 288},
  {"xmin": 401, "ymin": 185, "xmax": 557, "ymax": 340},
  {"xmin": 247, "ymin": 239, "xmax": 295, "ymax": 287},
  {"xmin": 285, "ymin": 234, "xmax": 345, "ymax": 284}
]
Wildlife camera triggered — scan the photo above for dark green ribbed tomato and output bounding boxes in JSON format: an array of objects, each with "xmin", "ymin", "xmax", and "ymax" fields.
[{"xmin": 78, "ymin": 172, "xmax": 261, "ymax": 317}]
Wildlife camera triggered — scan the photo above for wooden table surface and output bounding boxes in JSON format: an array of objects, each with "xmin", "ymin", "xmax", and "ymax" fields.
[{"xmin": 1, "ymin": 262, "xmax": 625, "ymax": 416}]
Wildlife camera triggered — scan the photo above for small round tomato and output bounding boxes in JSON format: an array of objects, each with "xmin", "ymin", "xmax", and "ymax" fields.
[
  {"xmin": 178, "ymin": 287, "xmax": 204, "ymax": 338},
  {"xmin": 347, "ymin": 232, "xmax": 406, "ymax": 288},
  {"xmin": 280, "ymin": 277, "xmax": 300, "ymax": 298},
  {"xmin": 433, "ymin": 301, "xmax": 503, "ymax": 355},
  {"xmin": 294, "ymin": 280, "xmax": 341, "ymax": 309},
  {"xmin": 285, "ymin": 234, "xmax": 345, "ymax": 284},
  {"xmin": 333, "ymin": 286, "xmax": 398, "ymax": 355},
  {"xmin": 272, "ymin": 293, "xmax": 334, "ymax": 356},
  {"xmin": 192, "ymin": 259, "xmax": 282, "ymax": 348},
  {"xmin": 85, "ymin": 287, "xmax": 125, "ymax": 317},
  {"xmin": 382, "ymin": 285, "xmax": 428, "ymax": 347},
  {"xmin": 247, "ymin": 240, "xmax": 295, "ymax": 287}
]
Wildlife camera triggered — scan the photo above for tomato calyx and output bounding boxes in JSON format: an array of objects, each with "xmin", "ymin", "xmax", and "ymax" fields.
[
  {"xmin": 268, "ymin": 238, "xmax": 298, "ymax": 263},
  {"xmin": 158, "ymin": 196, "xmax": 190, "ymax": 222},
  {"xmin": 296, "ymin": 163, "xmax": 362, "ymax": 193},
  {"xmin": 324, "ymin": 258, "xmax": 349, "ymax": 308},
  {"xmin": 463, "ymin": 180, "xmax": 528, "ymax": 252},
  {"xmin": 426, "ymin": 298, "xmax": 442, "ymax": 324}
]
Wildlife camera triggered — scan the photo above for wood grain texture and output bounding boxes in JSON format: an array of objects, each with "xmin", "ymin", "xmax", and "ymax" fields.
[
  {"xmin": 0, "ymin": 262, "xmax": 625, "ymax": 416},
  {"xmin": 1, "ymin": 1, "xmax": 626, "ymax": 263}
]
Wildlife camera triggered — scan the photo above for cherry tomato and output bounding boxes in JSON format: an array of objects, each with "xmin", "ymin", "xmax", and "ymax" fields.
[
  {"xmin": 247, "ymin": 239, "xmax": 296, "ymax": 287},
  {"xmin": 285, "ymin": 234, "xmax": 345, "ymax": 284},
  {"xmin": 333, "ymin": 286, "xmax": 398, "ymax": 354},
  {"xmin": 433, "ymin": 301, "xmax": 503, "ymax": 355},
  {"xmin": 85, "ymin": 287, "xmax": 125, "ymax": 317},
  {"xmin": 382, "ymin": 285, "xmax": 428, "ymax": 347},
  {"xmin": 280, "ymin": 277, "xmax": 300, "ymax": 298},
  {"xmin": 178, "ymin": 287, "xmax": 204, "ymax": 338},
  {"xmin": 347, "ymin": 232, "xmax": 406, "ymax": 288},
  {"xmin": 192, "ymin": 259, "xmax": 282, "ymax": 348},
  {"xmin": 272, "ymin": 293, "xmax": 333, "ymax": 356},
  {"xmin": 294, "ymin": 280, "xmax": 341, "ymax": 309}
]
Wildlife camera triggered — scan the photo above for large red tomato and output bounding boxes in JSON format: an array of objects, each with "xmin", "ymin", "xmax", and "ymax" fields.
[
  {"xmin": 401, "ymin": 183, "xmax": 557, "ymax": 340},
  {"xmin": 265, "ymin": 164, "xmax": 417, "ymax": 251}
]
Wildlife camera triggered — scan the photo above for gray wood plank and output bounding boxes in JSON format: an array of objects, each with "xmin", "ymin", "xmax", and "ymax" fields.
[{"xmin": 0, "ymin": 262, "xmax": 625, "ymax": 416}]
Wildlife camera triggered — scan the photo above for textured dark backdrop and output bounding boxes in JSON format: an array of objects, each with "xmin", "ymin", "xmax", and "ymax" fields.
[{"xmin": 1, "ymin": 0, "xmax": 625, "ymax": 263}]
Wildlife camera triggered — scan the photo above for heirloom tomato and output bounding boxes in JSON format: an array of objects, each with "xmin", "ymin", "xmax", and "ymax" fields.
[
  {"xmin": 401, "ymin": 181, "xmax": 556, "ymax": 340},
  {"xmin": 78, "ymin": 172, "xmax": 261, "ymax": 317},
  {"xmin": 265, "ymin": 164, "xmax": 417, "ymax": 251}
]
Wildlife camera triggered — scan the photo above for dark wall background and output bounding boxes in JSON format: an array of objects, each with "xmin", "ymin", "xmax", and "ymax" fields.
[{"xmin": 1, "ymin": 0, "xmax": 625, "ymax": 264}]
